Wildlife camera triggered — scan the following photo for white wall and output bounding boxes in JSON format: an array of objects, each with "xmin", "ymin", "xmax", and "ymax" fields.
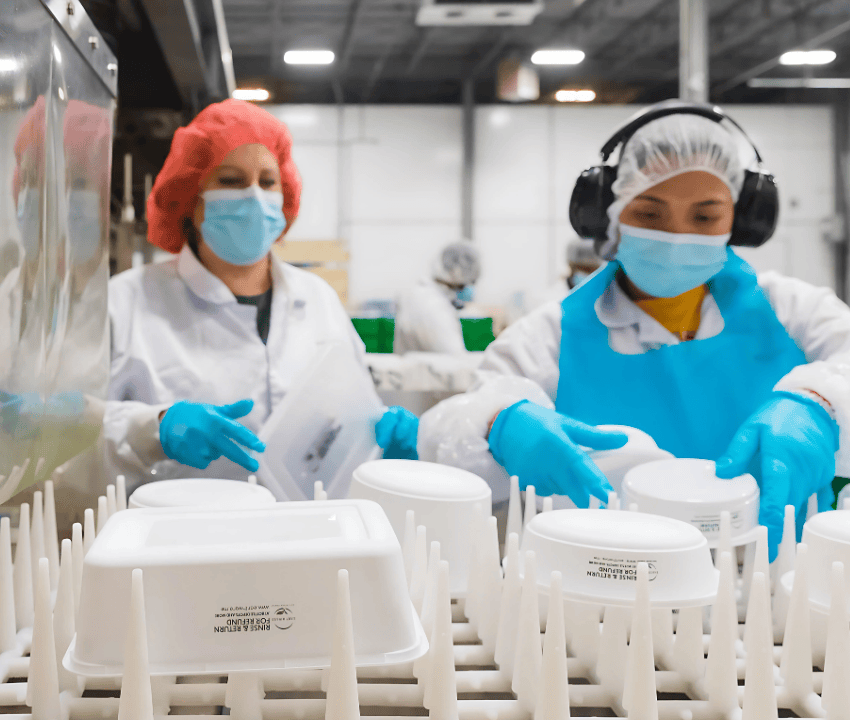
[{"xmin": 267, "ymin": 103, "xmax": 838, "ymax": 309}]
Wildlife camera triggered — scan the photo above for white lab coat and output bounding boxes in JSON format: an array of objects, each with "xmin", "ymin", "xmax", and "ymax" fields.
[
  {"xmin": 104, "ymin": 245, "xmax": 374, "ymax": 489},
  {"xmin": 418, "ymin": 268, "xmax": 850, "ymax": 502},
  {"xmin": 394, "ymin": 279, "xmax": 467, "ymax": 356}
]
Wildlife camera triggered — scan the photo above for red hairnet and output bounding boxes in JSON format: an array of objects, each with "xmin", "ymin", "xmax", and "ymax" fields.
[{"xmin": 147, "ymin": 99, "xmax": 302, "ymax": 253}]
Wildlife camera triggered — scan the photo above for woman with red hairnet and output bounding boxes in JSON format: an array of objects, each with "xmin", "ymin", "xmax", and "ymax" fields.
[{"xmin": 105, "ymin": 99, "xmax": 417, "ymax": 487}]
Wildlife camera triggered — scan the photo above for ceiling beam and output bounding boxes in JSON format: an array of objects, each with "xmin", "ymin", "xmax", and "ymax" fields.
[
  {"xmin": 362, "ymin": 41, "xmax": 397, "ymax": 101},
  {"xmin": 338, "ymin": 0, "xmax": 368, "ymax": 72},
  {"xmin": 405, "ymin": 28, "xmax": 434, "ymax": 76}
]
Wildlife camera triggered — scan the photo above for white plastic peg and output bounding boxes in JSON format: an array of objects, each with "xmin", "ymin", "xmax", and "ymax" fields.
[
  {"xmin": 672, "ymin": 605, "xmax": 704, "ymax": 689},
  {"xmin": 622, "ymin": 562, "xmax": 658, "ymax": 720},
  {"xmin": 43, "ymin": 481, "xmax": 60, "ymax": 589},
  {"xmin": 117, "ymin": 474, "xmax": 128, "ymax": 510},
  {"xmin": 741, "ymin": 572, "xmax": 778, "ymax": 720},
  {"xmin": 314, "ymin": 480, "xmax": 325, "ymax": 502},
  {"xmin": 512, "ymin": 551, "xmax": 542, "ymax": 714},
  {"xmin": 821, "ymin": 561, "xmax": 850, "ymax": 719},
  {"xmin": 107, "ymin": 484, "xmax": 118, "ymax": 517},
  {"xmin": 27, "ymin": 559, "xmax": 60, "ymax": 720},
  {"xmin": 54, "ymin": 539, "xmax": 79, "ymax": 693},
  {"xmin": 807, "ymin": 492, "xmax": 819, "ymax": 522},
  {"xmin": 507, "ymin": 475, "xmax": 522, "ymax": 546},
  {"xmin": 494, "ymin": 533, "xmax": 521, "ymax": 677},
  {"xmin": 779, "ymin": 544, "xmax": 816, "ymax": 709},
  {"xmin": 247, "ymin": 474, "xmax": 257, "ymax": 485},
  {"xmin": 743, "ymin": 526, "xmax": 771, "ymax": 648},
  {"xmin": 705, "ymin": 552, "xmax": 740, "ymax": 714},
  {"xmin": 476, "ymin": 517, "xmax": 503, "ymax": 653},
  {"xmin": 523, "ymin": 486, "xmax": 537, "ymax": 530},
  {"xmin": 71, "ymin": 523, "xmax": 84, "ymax": 614},
  {"xmin": 464, "ymin": 504, "xmax": 485, "ymax": 630},
  {"xmin": 596, "ymin": 604, "xmax": 629, "ymax": 696},
  {"xmin": 118, "ymin": 569, "xmax": 154, "ymax": 720},
  {"xmin": 325, "ymin": 569, "xmax": 361, "ymax": 720},
  {"xmin": 402, "ymin": 510, "xmax": 416, "ymax": 586},
  {"xmin": 83, "ymin": 508, "xmax": 96, "ymax": 553},
  {"xmin": 542, "ymin": 497, "xmax": 553, "ymax": 513},
  {"xmin": 427, "ymin": 561, "xmax": 458, "ymax": 720},
  {"xmin": 534, "ymin": 572, "xmax": 570, "ymax": 720},
  {"xmin": 0, "ymin": 517, "xmax": 17, "ymax": 653},
  {"xmin": 410, "ymin": 525, "xmax": 428, "ymax": 614},
  {"xmin": 30, "ymin": 490, "xmax": 46, "ymax": 586},
  {"xmin": 96, "ymin": 495, "xmax": 109, "ymax": 534},
  {"xmin": 414, "ymin": 541, "xmax": 442, "ymax": 685},
  {"xmin": 225, "ymin": 672, "xmax": 263, "ymax": 720},
  {"xmin": 13, "ymin": 503, "xmax": 34, "ymax": 629},
  {"xmin": 607, "ymin": 490, "xmax": 619, "ymax": 510}
]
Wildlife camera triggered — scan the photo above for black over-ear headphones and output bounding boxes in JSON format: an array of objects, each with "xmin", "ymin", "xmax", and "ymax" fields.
[{"xmin": 568, "ymin": 100, "xmax": 779, "ymax": 252}]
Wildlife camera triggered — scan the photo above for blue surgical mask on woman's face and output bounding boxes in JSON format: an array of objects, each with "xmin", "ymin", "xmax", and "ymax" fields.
[
  {"xmin": 200, "ymin": 186, "xmax": 286, "ymax": 266},
  {"xmin": 16, "ymin": 187, "xmax": 41, "ymax": 258},
  {"xmin": 616, "ymin": 223, "xmax": 730, "ymax": 298},
  {"xmin": 67, "ymin": 190, "xmax": 104, "ymax": 264}
]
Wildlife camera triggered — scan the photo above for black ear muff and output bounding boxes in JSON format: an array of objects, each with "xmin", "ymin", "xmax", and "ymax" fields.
[
  {"xmin": 730, "ymin": 169, "xmax": 779, "ymax": 248},
  {"xmin": 569, "ymin": 164, "xmax": 616, "ymax": 244}
]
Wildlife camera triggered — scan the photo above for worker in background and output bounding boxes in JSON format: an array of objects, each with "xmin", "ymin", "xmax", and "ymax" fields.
[
  {"xmin": 419, "ymin": 101, "xmax": 850, "ymax": 560},
  {"xmin": 525, "ymin": 238, "xmax": 602, "ymax": 312},
  {"xmin": 105, "ymin": 99, "xmax": 418, "ymax": 488},
  {"xmin": 394, "ymin": 241, "xmax": 481, "ymax": 355}
]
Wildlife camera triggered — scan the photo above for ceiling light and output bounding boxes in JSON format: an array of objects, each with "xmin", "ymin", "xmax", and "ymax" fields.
[
  {"xmin": 748, "ymin": 78, "xmax": 850, "ymax": 89},
  {"xmin": 0, "ymin": 58, "xmax": 20, "ymax": 72},
  {"xmin": 779, "ymin": 50, "xmax": 836, "ymax": 65},
  {"xmin": 531, "ymin": 49, "xmax": 585, "ymax": 65},
  {"xmin": 555, "ymin": 89, "xmax": 596, "ymax": 102},
  {"xmin": 284, "ymin": 50, "xmax": 335, "ymax": 65},
  {"xmin": 232, "ymin": 88, "xmax": 270, "ymax": 102}
]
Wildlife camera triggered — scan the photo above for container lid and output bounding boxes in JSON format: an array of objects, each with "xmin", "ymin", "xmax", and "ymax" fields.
[
  {"xmin": 128, "ymin": 479, "xmax": 276, "ymax": 510},
  {"xmin": 352, "ymin": 459, "xmax": 491, "ymax": 502},
  {"xmin": 624, "ymin": 459, "xmax": 758, "ymax": 508},
  {"xmin": 527, "ymin": 508, "xmax": 707, "ymax": 552},
  {"xmin": 804, "ymin": 509, "xmax": 850, "ymax": 544}
]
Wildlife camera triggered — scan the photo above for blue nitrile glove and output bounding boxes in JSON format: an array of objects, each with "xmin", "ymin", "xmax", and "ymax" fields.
[
  {"xmin": 375, "ymin": 406, "xmax": 419, "ymax": 460},
  {"xmin": 159, "ymin": 398, "xmax": 265, "ymax": 472},
  {"xmin": 0, "ymin": 391, "xmax": 44, "ymax": 439},
  {"xmin": 715, "ymin": 392, "xmax": 839, "ymax": 562},
  {"xmin": 488, "ymin": 400, "xmax": 628, "ymax": 506}
]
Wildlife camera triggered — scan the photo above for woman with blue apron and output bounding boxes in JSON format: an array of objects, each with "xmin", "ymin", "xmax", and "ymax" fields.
[{"xmin": 421, "ymin": 102, "xmax": 850, "ymax": 561}]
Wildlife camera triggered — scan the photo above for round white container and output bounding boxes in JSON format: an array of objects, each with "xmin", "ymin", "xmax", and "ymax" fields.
[
  {"xmin": 348, "ymin": 460, "xmax": 492, "ymax": 597},
  {"xmin": 800, "ymin": 509, "xmax": 850, "ymax": 613},
  {"xmin": 623, "ymin": 459, "xmax": 759, "ymax": 547},
  {"xmin": 521, "ymin": 509, "xmax": 719, "ymax": 607},
  {"xmin": 128, "ymin": 479, "xmax": 276, "ymax": 510}
]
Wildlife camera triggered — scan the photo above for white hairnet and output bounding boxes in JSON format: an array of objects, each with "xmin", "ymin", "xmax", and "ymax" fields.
[
  {"xmin": 600, "ymin": 114, "xmax": 746, "ymax": 259},
  {"xmin": 433, "ymin": 241, "xmax": 481, "ymax": 286}
]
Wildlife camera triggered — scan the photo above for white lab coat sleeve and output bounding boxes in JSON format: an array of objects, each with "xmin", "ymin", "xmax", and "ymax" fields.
[
  {"xmin": 418, "ymin": 302, "xmax": 562, "ymax": 501},
  {"xmin": 760, "ymin": 271, "xmax": 850, "ymax": 475}
]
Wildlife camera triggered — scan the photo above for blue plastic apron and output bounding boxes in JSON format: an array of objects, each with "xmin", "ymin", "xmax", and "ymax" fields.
[{"xmin": 555, "ymin": 249, "xmax": 807, "ymax": 460}]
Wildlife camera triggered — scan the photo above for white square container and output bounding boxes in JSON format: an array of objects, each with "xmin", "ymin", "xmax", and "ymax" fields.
[
  {"xmin": 348, "ymin": 460, "xmax": 492, "ymax": 597},
  {"xmin": 799, "ymin": 509, "xmax": 850, "ymax": 613},
  {"xmin": 256, "ymin": 343, "xmax": 385, "ymax": 501},
  {"xmin": 64, "ymin": 500, "xmax": 427, "ymax": 676}
]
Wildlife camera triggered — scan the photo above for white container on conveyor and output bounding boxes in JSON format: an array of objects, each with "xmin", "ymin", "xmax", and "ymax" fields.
[
  {"xmin": 64, "ymin": 500, "xmax": 427, "ymax": 677},
  {"xmin": 128, "ymin": 479, "xmax": 276, "ymax": 510}
]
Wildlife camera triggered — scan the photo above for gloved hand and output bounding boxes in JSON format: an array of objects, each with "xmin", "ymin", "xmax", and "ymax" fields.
[
  {"xmin": 488, "ymin": 400, "xmax": 628, "ymax": 506},
  {"xmin": 375, "ymin": 406, "xmax": 419, "ymax": 460},
  {"xmin": 159, "ymin": 398, "xmax": 265, "ymax": 472},
  {"xmin": 0, "ymin": 391, "xmax": 44, "ymax": 439},
  {"xmin": 715, "ymin": 391, "xmax": 839, "ymax": 562}
]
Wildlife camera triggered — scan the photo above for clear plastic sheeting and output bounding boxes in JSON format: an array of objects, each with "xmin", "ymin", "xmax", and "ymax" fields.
[{"xmin": 0, "ymin": 0, "xmax": 115, "ymax": 505}]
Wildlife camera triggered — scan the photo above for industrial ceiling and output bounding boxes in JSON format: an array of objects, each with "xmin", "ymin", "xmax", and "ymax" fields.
[{"xmin": 218, "ymin": 0, "xmax": 850, "ymax": 104}]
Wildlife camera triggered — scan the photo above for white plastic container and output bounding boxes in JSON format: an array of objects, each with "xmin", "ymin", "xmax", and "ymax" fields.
[
  {"xmin": 623, "ymin": 459, "xmax": 759, "ymax": 547},
  {"xmin": 549, "ymin": 425, "xmax": 674, "ymax": 510},
  {"xmin": 348, "ymin": 460, "xmax": 492, "ymax": 597},
  {"xmin": 257, "ymin": 343, "xmax": 385, "ymax": 501},
  {"xmin": 800, "ymin": 510, "xmax": 850, "ymax": 613},
  {"xmin": 65, "ymin": 500, "xmax": 426, "ymax": 676},
  {"xmin": 128, "ymin": 479, "xmax": 276, "ymax": 510},
  {"xmin": 520, "ymin": 509, "xmax": 718, "ymax": 607}
]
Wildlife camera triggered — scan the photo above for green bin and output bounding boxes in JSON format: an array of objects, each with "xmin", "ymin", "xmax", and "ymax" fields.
[
  {"xmin": 351, "ymin": 318, "xmax": 395, "ymax": 354},
  {"xmin": 460, "ymin": 317, "xmax": 495, "ymax": 352}
]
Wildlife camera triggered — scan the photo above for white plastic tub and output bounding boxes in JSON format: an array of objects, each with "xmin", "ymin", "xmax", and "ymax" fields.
[
  {"xmin": 128, "ymin": 479, "xmax": 276, "ymax": 510},
  {"xmin": 623, "ymin": 459, "xmax": 759, "ymax": 547},
  {"xmin": 348, "ymin": 460, "xmax": 492, "ymax": 596},
  {"xmin": 520, "ymin": 509, "xmax": 718, "ymax": 607},
  {"xmin": 800, "ymin": 509, "xmax": 850, "ymax": 612},
  {"xmin": 65, "ymin": 500, "xmax": 427, "ymax": 676}
]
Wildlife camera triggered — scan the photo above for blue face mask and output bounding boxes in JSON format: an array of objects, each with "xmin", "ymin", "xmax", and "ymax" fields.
[
  {"xmin": 616, "ymin": 223, "xmax": 730, "ymax": 298},
  {"xmin": 68, "ymin": 190, "xmax": 104, "ymax": 264},
  {"xmin": 457, "ymin": 285, "xmax": 475, "ymax": 303},
  {"xmin": 201, "ymin": 186, "xmax": 286, "ymax": 266}
]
